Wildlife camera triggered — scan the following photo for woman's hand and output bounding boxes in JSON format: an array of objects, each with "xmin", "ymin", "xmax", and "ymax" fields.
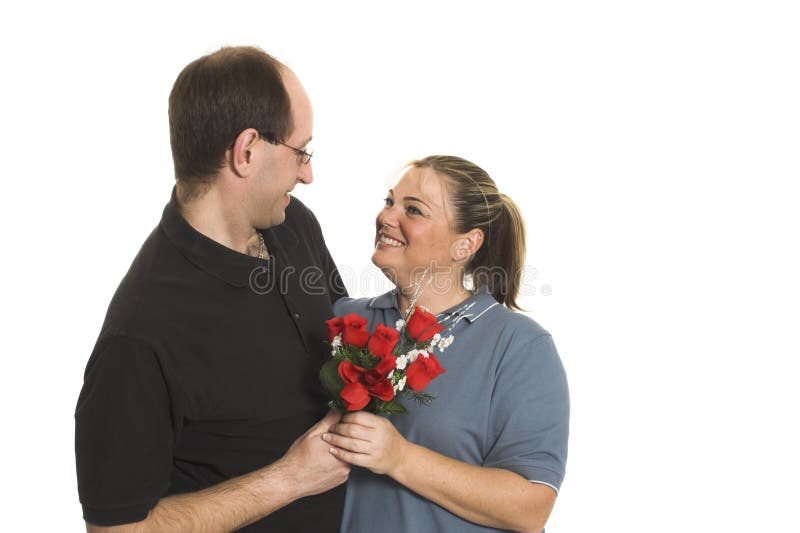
[
  {"xmin": 322, "ymin": 411, "xmax": 410, "ymax": 476},
  {"xmin": 324, "ymin": 411, "xmax": 556, "ymax": 532}
]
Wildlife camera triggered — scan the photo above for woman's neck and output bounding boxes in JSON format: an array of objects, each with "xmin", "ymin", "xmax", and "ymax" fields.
[{"xmin": 397, "ymin": 283, "xmax": 473, "ymax": 315}]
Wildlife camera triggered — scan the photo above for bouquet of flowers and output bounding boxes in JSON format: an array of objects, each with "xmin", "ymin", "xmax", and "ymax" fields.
[{"xmin": 319, "ymin": 306, "xmax": 452, "ymax": 414}]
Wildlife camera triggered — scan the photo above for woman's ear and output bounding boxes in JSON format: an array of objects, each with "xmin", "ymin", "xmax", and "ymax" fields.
[{"xmin": 452, "ymin": 229, "xmax": 484, "ymax": 263}]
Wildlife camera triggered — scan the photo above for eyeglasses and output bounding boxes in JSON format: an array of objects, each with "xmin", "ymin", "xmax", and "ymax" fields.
[{"xmin": 259, "ymin": 131, "xmax": 313, "ymax": 165}]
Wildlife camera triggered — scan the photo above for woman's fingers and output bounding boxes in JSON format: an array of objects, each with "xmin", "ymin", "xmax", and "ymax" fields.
[
  {"xmin": 323, "ymin": 432, "xmax": 369, "ymax": 454},
  {"xmin": 327, "ymin": 445, "xmax": 368, "ymax": 467},
  {"xmin": 330, "ymin": 422, "xmax": 369, "ymax": 440},
  {"xmin": 342, "ymin": 411, "xmax": 379, "ymax": 427},
  {"xmin": 323, "ymin": 419, "xmax": 401, "ymax": 475},
  {"xmin": 323, "ymin": 432, "xmax": 374, "ymax": 468}
]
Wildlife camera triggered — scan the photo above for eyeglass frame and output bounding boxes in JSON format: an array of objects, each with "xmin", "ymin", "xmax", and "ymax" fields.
[{"xmin": 258, "ymin": 131, "xmax": 313, "ymax": 165}]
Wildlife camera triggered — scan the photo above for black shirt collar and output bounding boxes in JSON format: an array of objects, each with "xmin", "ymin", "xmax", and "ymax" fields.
[{"xmin": 159, "ymin": 187, "xmax": 299, "ymax": 288}]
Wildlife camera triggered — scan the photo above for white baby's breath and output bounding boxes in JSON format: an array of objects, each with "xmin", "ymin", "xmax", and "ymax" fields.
[
  {"xmin": 331, "ymin": 334, "xmax": 342, "ymax": 348},
  {"xmin": 437, "ymin": 335, "xmax": 454, "ymax": 352},
  {"xmin": 407, "ymin": 349, "xmax": 423, "ymax": 363},
  {"xmin": 396, "ymin": 355, "xmax": 408, "ymax": 370},
  {"xmin": 427, "ymin": 333, "xmax": 443, "ymax": 352},
  {"xmin": 393, "ymin": 376, "xmax": 407, "ymax": 393},
  {"xmin": 395, "ymin": 319, "xmax": 405, "ymax": 330}
]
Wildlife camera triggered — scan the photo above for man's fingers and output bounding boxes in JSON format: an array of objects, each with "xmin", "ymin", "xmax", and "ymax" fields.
[
  {"xmin": 309, "ymin": 410, "xmax": 343, "ymax": 433},
  {"xmin": 322, "ymin": 409, "xmax": 343, "ymax": 424}
]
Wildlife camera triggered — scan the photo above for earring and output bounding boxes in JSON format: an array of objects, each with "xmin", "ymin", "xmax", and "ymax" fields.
[{"xmin": 463, "ymin": 272, "xmax": 475, "ymax": 291}]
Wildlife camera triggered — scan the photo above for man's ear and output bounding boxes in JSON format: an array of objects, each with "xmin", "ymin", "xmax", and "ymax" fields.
[
  {"xmin": 452, "ymin": 229, "xmax": 484, "ymax": 263},
  {"xmin": 229, "ymin": 129, "xmax": 261, "ymax": 176}
]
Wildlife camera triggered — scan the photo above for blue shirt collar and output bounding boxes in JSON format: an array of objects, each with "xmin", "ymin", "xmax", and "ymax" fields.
[{"xmin": 368, "ymin": 285, "xmax": 500, "ymax": 324}]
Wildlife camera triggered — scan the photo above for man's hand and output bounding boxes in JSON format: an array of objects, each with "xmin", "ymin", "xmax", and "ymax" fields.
[
  {"xmin": 280, "ymin": 410, "xmax": 351, "ymax": 498},
  {"xmin": 86, "ymin": 411, "xmax": 351, "ymax": 533}
]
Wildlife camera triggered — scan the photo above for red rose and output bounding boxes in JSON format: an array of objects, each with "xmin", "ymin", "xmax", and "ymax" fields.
[
  {"xmin": 367, "ymin": 379, "xmax": 394, "ymax": 401},
  {"xmin": 342, "ymin": 313, "xmax": 369, "ymax": 348},
  {"xmin": 337, "ymin": 359, "xmax": 396, "ymax": 407},
  {"xmin": 373, "ymin": 354, "xmax": 397, "ymax": 377},
  {"xmin": 405, "ymin": 353, "xmax": 446, "ymax": 391},
  {"xmin": 325, "ymin": 316, "xmax": 345, "ymax": 342},
  {"xmin": 340, "ymin": 382, "xmax": 370, "ymax": 410},
  {"xmin": 338, "ymin": 360, "xmax": 364, "ymax": 384},
  {"xmin": 406, "ymin": 307, "xmax": 444, "ymax": 343},
  {"xmin": 367, "ymin": 323, "xmax": 400, "ymax": 358}
]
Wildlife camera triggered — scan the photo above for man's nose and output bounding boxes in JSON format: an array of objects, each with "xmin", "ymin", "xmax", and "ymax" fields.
[{"xmin": 297, "ymin": 161, "xmax": 313, "ymax": 184}]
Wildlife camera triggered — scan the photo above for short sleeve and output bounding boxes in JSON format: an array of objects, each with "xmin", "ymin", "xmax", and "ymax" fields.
[
  {"xmin": 75, "ymin": 336, "xmax": 174, "ymax": 526},
  {"xmin": 483, "ymin": 334, "xmax": 570, "ymax": 493}
]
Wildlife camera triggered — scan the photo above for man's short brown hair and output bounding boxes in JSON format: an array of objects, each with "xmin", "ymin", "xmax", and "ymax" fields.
[{"xmin": 168, "ymin": 46, "xmax": 292, "ymax": 200}]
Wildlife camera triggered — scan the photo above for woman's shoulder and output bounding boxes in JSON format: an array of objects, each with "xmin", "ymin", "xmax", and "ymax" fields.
[
  {"xmin": 481, "ymin": 307, "xmax": 566, "ymax": 385},
  {"xmin": 476, "ymin": 299, "xmax": 552, "ymax": 346},
  {"xmin": 333, "ymin": 291, "xmax": 395, "ymax": 317},
  {"xmin": 467, "ymin": 305, "xmax": 564, "ymax": 377},
  {"xmin": 332, "ymin": 296, "xmax": 370, "ymax": 316}
]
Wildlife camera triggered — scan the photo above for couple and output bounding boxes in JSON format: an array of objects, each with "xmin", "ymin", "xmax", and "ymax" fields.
[{"xmin": 74, "ymin": 46, "xmax": 569, "ymax": 533}]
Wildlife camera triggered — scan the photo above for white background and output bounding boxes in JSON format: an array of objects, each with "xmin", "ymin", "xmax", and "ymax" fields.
[{"xmin": 1, "ymin": 1, "xmax": 798, "ymax": 531}]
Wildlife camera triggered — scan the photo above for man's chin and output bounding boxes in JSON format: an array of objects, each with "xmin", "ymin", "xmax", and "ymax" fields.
[{"xmin": 263, "ymin": 210, "xmax": 286, "ymax": 229}]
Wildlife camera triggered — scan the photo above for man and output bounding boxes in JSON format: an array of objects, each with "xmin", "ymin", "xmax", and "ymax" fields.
[{"xmin": 75, "ymin": 46, "xmax": 349, "ymax": 532}]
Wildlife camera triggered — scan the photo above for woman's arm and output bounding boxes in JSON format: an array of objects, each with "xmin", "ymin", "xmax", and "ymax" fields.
[{"xmin": 324, "ymin": 412, "xmax": 556, "ymax": 533}]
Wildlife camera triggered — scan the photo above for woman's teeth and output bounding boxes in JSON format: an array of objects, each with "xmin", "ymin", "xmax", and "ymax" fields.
[{"xmin": 379, "ymin": 235, "xmax": 404, "ymax": 247}]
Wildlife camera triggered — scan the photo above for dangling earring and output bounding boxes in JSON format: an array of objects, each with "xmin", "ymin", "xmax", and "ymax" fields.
[{"xmin": 463, "ymin": 272, "xmax": 474, "ymax": 291}]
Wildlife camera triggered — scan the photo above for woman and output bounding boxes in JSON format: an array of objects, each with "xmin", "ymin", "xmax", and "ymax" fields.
[{"xmin": 324, "ymin": 155, "xmax": 569, "ymax": 532}]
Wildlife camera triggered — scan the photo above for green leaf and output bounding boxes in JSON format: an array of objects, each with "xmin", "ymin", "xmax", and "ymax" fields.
[
  {"xmin": 374, "ymin": 399, "xmax": 408, "ymax": 415},
  {"xmin": 319, "ymin": 359, "xmax": 344, "ymax": 399},
  {"xmin": 402, "ymin": 390, "xmax": 436, "ymax": 407},
  {"xmin": 327, "ymin": 399, "xmax": 346, "ymax": 411}
]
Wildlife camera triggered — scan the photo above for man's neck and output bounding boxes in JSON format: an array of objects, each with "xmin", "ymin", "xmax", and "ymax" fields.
[{"xmin": 178, "ymin": 186, "xmax": 262, "ymax": 256}]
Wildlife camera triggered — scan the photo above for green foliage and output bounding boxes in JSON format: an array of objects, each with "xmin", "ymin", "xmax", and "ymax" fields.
[
  {"xmin": 403, "ymin": 390, "xmax": 437, "ymax": 407},
  {"xmin": 319, "ymin": 358, "xmax": 344, "ymax": 398},
  {"xmin": 327, "ymin": 398, "xmax": 346, "ymax": 411},
  {"xmin": 374, "ymin": 399, "xmax": 408, "ymax": 415},
  {"xmin": 352, "ymin": 350, "xmax": 380, "ymax": 369}
]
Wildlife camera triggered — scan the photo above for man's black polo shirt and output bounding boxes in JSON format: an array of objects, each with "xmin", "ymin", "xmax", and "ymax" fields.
[{"xmin": 75, "ymin": 190, "xmax": 347, "ymax": 531}]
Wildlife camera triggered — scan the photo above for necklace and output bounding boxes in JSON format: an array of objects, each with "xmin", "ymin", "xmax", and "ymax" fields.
[{"xmin": 257, "ymin": 231, "xmax": 267, "ymax": 260}]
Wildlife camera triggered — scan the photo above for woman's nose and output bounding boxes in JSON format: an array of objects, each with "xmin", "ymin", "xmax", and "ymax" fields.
[{"xmin": 377, "ymin": 206, "xmax": 398, "ymax": 228}]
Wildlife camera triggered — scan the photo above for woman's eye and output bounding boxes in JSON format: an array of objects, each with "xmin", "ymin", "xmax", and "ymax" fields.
[
  {"xmin": 383, "ymin": 197, "xmax": 394, "ymax": 208},
  {"xmin": 406, "ymin": 205, "xmax": 422, "ymax": 216}
]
